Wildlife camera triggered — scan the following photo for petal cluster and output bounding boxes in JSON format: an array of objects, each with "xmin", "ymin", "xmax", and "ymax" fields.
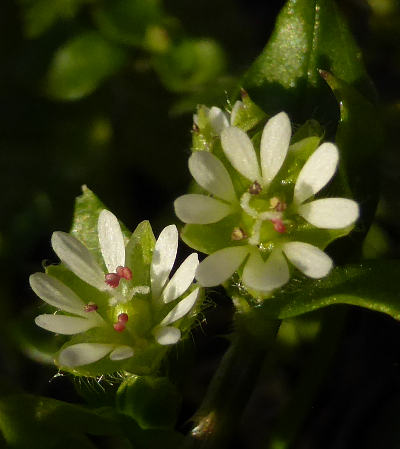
[
  {"xmin": 175, "ymin": 111, "xmax": 359, "ymax": 295},
  {"xmin": 31, "ymin": 210, "xmax": 201, "ymax": 370}
]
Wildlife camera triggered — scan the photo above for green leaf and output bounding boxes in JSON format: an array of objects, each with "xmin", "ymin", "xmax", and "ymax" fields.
[
  {"xmin": 116, "ymin": 375, "xmax": 181, "ymax": 429},
  {"xmin": 46, "ymin": 31, "xmax": 126, "ymax": 101},
  {"xmin": 153, "ymin": 39, "xmax": 226, "ymax": 93},
  {"xmin": 320, "ymin": 71, "xmax": 382, "ymax": 232},
  {"xmin": 18, "ymin": 0, "xmax": 86, "ymax": 38},
  {"xmin": 242, "ymin": 0, "xmax": 375, "ymax": 123},
  {"xmin": 235, "ymin": 260, "xmax": 400, "ymax": 321},
  {"xmin": 93, "ymin": 0, "xmax": 162, "ymax": 47}
]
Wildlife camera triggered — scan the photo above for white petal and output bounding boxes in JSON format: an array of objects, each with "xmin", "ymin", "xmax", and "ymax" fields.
[
  {"xmin": 58, "ymin": 343, "xmax": 113, "ymax": 367},
  {"xmin": 109, "ymin": 346, "xmax": 134, "ymax": 361},
  {"xmin": 29, "ymin": 273, "xmax": 87, "ymax": 316},
  {"xmin": 189, "ymin": 152, "xmax": 236, "ymax": 202},
  {"xmin": 298, "ymin": 198, "xmax": 359, "ymax": 229},
  {"xmin": 153, "ymin": 326, "xmax": 181, "ymax": 345},
  {"xmin": 98, "ymin": 209, "xmax": 126, "ymax": 273},
  {"xmin": 35, "ymin": 314, "xmax": 96, "ymax": 335},
  {"xmin": 209, "ymin": 106, "xmax": 229, "ymax": 134},
  {"xmin": 51, "ymin": 232, "xmax": 105, "ymax": 289},
  {"xmin": 161, "ymin": 287, "xmax": 200, "ymax": 325},
  {"xmin": 161, "ymin": 253, "xmax": 199, "ymax": 303},
  {"xmin": 221, "ymin": 126, "xmax": 261, "ymax": 182},
  {"xmin": 294, "ymin": 142, "xmax": 339, "ymax": 204},
  {"xmin": 242, "ymin": 249, "xmax": 289, "ymax": 292},
  {"xmin": 150, "ymin": 225, "xmax": 178, "ymax": 299},
  {"xmin": 196, "ymin": 246, "xmax": 249, "ymax": 287},
  {"xmin": 174, "ymin": 194, "xmax": 232, "ymax": 224},
  {"xmin": 283, "ymin": 241, "xmax": 333, "ymax": 278},
  {"xmin": 260, "ymin": 112, "xmax": 291, "ymax": 185}
]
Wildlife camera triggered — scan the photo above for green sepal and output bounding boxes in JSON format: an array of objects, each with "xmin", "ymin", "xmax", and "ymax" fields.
[
  {"xmin": 116, "ymin": 375, "xmax": 181, "ymax": 429},
  {"xmin": 230, "ymin": 260, "xmax": 400, "ymax": 321},
  {"xmin": 231, "ymin": 90, "xmax": 267, "ymax": 131},
  {"xmin": 242, "ymin": 0, "xmax": 375, "ymax": 123},
  {"xmin": 46, "ymin": 31, "xmax": 126, "ymax": 101}
]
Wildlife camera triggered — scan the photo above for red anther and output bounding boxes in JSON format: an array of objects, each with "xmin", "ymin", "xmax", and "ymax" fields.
[
  {"xmin": 248, "ymin": 181, "xmax": 262, "ymax": 195},
  {"xmin": 113, "ymin": 321, "xmax": 126, "ymax": 332},
  {"xmin": 84, "ymin": 302, "xmax": 98, "ymax": 312},
  {"xmin": 118, "ymin": 313, "xmax": 129, "ymax": 323},
  {"xmin": 275, "ymin": 201, "xmax": 287, "ymax": 212},
  {"xmin": 116, "ymin": 266, "xmax": 132, "ymax": 281},
  {"xmin": 271, "ymin": 219, "xmax": 286, "ymax": 234},
  {"xmin": 105, "ymin": 273, "xmax": 121, "ymax": 288}
]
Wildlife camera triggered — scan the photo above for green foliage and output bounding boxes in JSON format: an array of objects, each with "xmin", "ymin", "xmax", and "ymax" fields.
[
  {"xmin": 231, "ymin": 260, "xmax": 400, "ymax": 321},
  {"xmin": 242, "ymin": 0, "xmax": 375, "ymax": 124},
  {"xmin": 116, "ymin": 375, "xmax": 181, "ymax": 429},
  {"xmin": 46, "ymin": 31, "xmax": 126, "ymax": 101}
]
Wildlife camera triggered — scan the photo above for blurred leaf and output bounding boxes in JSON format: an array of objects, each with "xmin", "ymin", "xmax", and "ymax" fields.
[
  {"xmin": 116, "ymin": 375, "xmax": 181, "ymax": 429},
  {"xmin": 234, "ymin": 260, "xmax": 400, "ymax": 321},
  {"xmin": 362, "ymin": 223, "xmax": 390, "ymax": 259},
  {"xmin": 153, "ymin": 39, "xmax": 226, "ymax": 93},
  {"xmin": 242, "ymin": 0, "xmax": 375, "ymax": 123},
  {"xmin": 93, "ymin": 0, "xmax": 162, "ymax": 47},
  {"xmin": 19, "ymin": 0, "xmax": 86, "ymax": 38},
  {"xmin": 46, "ymin": 31, "xmax": 126, "ymax": 101}
]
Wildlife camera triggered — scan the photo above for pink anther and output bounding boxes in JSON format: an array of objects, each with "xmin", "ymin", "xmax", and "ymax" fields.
[
  {"xmin": 116, "ymin": 266, "xmax": 132, "ymax": 281},
  {"xmin": 271, "ymin": 218, "xmax": 286, "ymax": 234},
  {"xmin": 113, "ymin": 322, "xmax": 126, "ymax": 332},
  {"xmin": 118, "ymin": 313, "xmax": 129, "ymax": 323},
  {"xmin": 105, "ymin": 273, "xmax": 121, "ymax": 288},
  {"xmin": 84, "ymin": 302, "xmax": 98, "ymax": 312}
]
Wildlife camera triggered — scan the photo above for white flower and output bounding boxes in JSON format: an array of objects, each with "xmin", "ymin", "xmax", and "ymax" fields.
[
  {"xmin": 31, "ymin": 210, "xmax": 201, "ymax": 368},
  {"xmin": 175, "ymin": 111, "xmax": 359, "ymax": 294}
]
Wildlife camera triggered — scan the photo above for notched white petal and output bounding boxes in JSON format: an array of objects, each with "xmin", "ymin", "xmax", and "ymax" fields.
[
  {"xmin": 174, "ymin": 194, "xmax": 232, "ymax": 224},
  {"xmin": 283, "ymin": 241, "xmax": 333, "ymax": 278},
  {"xmin": 58, "ymin": 343, "xmax": 113, "ymax": 367},
  {"xmin": 196, "ymin": 246, "xmax": 249, "ymax": 287},
  {"xmin": 153, "ymin": 326, "xmax": 181, "ymax": 345},
  {"xmin": 294, "ymin": 142, "xmax": 339, "ymax": 204},
  {"xmin": 109, "ymin": 346, "xmax": 134, "ymax": 361},
  {"xmin": 261, "ymin": 112, "xmax": 291, "ymax": 185},
  {"xmin": 242, "ymin": 249, "xmax": 289, "ymax": 292},
  {"xmin": 221, "ymin": 126, "xmax": 261, "ymax": 182},
  {"xmin": 51, "ymin": 232, "xmax": 104, "ymax": 289},
  {"xmin": 150, "ymin": 225, "xmax": 178, "ymax": 300},
  {"xmin": 161, "ymin": 287, "xmax": 200, "ymax": 325},
  {"xmin": 209, "ymin": 106, "xmax": 229, "ymax": 134},
  {"xmin": 29, "ymin": 273, "xmax": 87, "ymax": 316},
  {"xmin": 161, "ymin": 253, "xmax": 199, "ymax": 303},
  {"xmin": 98, "ymin": 209, "xmax": 126, "ymax": 273},
  {"xmin": 35, "ymin": 314, "xmax": 96, "ymax": 335},
  {"xmin": 189, "ymin": 152, "xmax": 236, "ymax": 203},
  {"xmin": 298, "ymin": 198, "xmax": 359, "ymax": 229}
]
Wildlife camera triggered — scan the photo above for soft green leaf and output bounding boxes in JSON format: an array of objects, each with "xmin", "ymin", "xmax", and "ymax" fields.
[
  {"xmin": 242, "ymin": 0, "xmax": 375, "ymax": 123},
  {"xmin": 93, "ymin": 0, "xmax": 162, "ymax": 47},
  {"xmin": 46, "ymin": 31, "xmax": 126, "ymax": 101},
  {"xmin": 153, "ymin": 39, "xmax": 226, "ymax": 93},
  {"xmin": 233, "ymin": 260, "xmax": 400, "ymax": 321},
  {"xmin": 116, "ymin": 375, "xmax": 181, "ymax": 429}
]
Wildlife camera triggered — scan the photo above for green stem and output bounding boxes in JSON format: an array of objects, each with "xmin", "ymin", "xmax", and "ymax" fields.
[
  {"xmin": 182, "ymin": 314, "xmax": 280, "ymax": 449},
  {"xmin": 267, "ymin": 308, "xmax": 347, "ymax": 449}
]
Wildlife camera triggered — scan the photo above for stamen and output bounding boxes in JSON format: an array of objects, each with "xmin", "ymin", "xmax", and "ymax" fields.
[
  {"xmin": 248, "ymin": 181, "xmax": 262, "ymax": 195},
  {"xmin": 118, "ymin": 313, "xmax": 129, "ymax": 323},
  {"xmin": 84, "ymin": 302, "xmax": 98, "ymax": 312},
  {"xmin": 231, "ymin": 227, "xmax": 247, "ymax": 241},
  {"xmin": 270, "ymin": 197, "xmax": 287, "ymax": 212},
  {"xmin": 113, "ymin": 322, "xmax": 126, "ymax": 332},
  {"xmin": 105, "ymin": 273, "xmax": 121, "ymax": 288},
  {"xmin": 116, "ymin": 266, "xmax": 132, "ymax": 281},
  {"xmin": 271, "ymin": 218, "xmax": 286, "ymax": 234}
]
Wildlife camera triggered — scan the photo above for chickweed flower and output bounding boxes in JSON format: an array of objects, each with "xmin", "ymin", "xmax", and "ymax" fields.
[
  {"xmin": 30, "ymin": 210, "xmax": 202, "ymax": 376},
  {"xmin": 175, "ymin": 110, "xmax": 359, "ymax": 297}
]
